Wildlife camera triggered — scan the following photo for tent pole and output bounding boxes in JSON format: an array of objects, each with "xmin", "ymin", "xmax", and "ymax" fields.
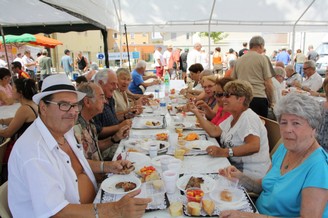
[
  {"xmin": 101, "ymin": 29, "xmax": 109, "ymax": 68},
  {"xmin": 124, "ymin": 24, "xmax": 131, "ymax": 72},
  {"xmin": 113, "ymin": 0, "xmax": 123, "ymax": 67},
  {"xmin": 292, "ymin": 0, "xmax": 316, "ymax": 63},
  {"xmin": 0, "ymin": 25, "xmax": 13, "ymax": 78},
  {"xmin": 208, "ymin": 0, "xmax": 216, "ymax": 70}
]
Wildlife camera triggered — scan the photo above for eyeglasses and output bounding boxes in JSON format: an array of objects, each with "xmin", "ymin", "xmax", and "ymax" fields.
[
  {"xmin": 45, "ymin": 101, "xmax": 81, "ymax": 112},
  {"xmin": 214, "ymin": 92, "xmax": 238, "ymax": 98}
]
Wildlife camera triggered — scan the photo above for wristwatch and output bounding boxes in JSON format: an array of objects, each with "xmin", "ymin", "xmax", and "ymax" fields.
[{"xmin": 228, "ymin": 148, "xmax": 234, "ymax": 157}]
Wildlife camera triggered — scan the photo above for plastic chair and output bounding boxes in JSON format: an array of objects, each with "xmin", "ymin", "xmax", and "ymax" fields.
[
  {"xmin": 0, "ymin": 138, "xmax": 10, "ymax": 176},
  {"xmin": 0, "ymin": 181, "xmax": 12, "ymax": 218},
  {"xmin": 259, "ymin": 116, "xmax": 282, "ymax": 157}
]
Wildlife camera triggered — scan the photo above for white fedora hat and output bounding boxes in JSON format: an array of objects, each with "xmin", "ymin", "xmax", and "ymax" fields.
[{"xmin": 33, "ymin": 74, "xmax": 86, "ymax": 104}]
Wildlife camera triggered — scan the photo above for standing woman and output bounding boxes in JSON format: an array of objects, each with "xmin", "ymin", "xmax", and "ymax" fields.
[
  {"xmin": 0, "ymin": 78, "xmax": 38, "ymax": 164},
  {"xmin": 212, "ymin": 47, "xmax": 223, "ymax": 76},
  {"xmin": 0, "ymin": 68, "xmax": 14, "ymax": 105}
]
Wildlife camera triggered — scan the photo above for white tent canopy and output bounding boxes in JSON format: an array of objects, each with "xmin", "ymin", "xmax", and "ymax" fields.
[{"xmin": 43, "ymin": 0, "xmax": 328, "ymax": 33}]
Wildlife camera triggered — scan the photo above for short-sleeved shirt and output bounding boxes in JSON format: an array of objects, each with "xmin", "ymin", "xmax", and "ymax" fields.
[
  {"xmin": 61, "ymin": 55, "xmax": 73, "ymax": 73},
  {"xmin": 211, "ymin": 107, "xmax": 230, "ymax": 126},
  {"xmin": 128, "ymin": 69, "xmax": 144, "ymax": 94},
  {"xmin": 286, "ymin": 73, "xmax": 302, "ymax": 87},
  {"xmin": 8, "ymin": 117, "xmax": 97, "ymax": 218},
  {"xmin": 93, "ymin": 97, "xmax": 119, "ymax": 134},
  {"xmin": 219, "ymin": 108, "xmax": 271, "ymax": 179},
  {"xmin": 302, "ymin": 72, "xmax": 323, "ymax": 91},
  {"xmin": 256, "ymin": 145, "xmax": 328, "ymax": 217}
]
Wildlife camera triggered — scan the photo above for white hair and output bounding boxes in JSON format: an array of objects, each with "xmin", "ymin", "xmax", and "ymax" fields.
[
  {"xmin": 94, "ymin": 69, "xmax": 115, "ymax": 85},
  {"xmin": 136, "ymin": 60, "xmax": 147, "ymax": 69}
]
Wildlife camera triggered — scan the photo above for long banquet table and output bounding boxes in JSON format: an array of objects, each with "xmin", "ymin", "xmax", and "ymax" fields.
[{"xmin": 94, "ymin": 80, "xmax": 242, "ymax": 217}]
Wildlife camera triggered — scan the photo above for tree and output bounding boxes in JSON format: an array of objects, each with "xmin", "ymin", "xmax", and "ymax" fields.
[{"xmin": 199, "ymin": 32, "xmax": 228, "ymax": 44}]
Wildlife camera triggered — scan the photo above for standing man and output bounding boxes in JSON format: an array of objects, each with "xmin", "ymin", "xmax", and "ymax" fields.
[
  {"xmin": 154, "ymin": 46, "xmax": 164, "ymax": 78},
  {"xmin": 232, "ymin": 36, "xmax": 274, "ymax": 117},
  {"xmin": 128, "ymin": 60, "xmax": 159, "ymax": 94},
  {"xmin": 180, "ymin": 48, "xmax": 189, "ymax": 81},
  {"xmin": 163, "ymin": 45, "xmax": 173, "ymax": 76},
  {"xmin": 22, "ymin": 50, "xmax": 37, "ymax": 79},
  {"xmin": 8, "ymin": 74, "xmax": 150, "ymax": 217},
  {"xmin": 187, "ymin": 43, "xmax": 202, "ymax": 83},
  {"xmin": 276, "ymin": 48, "xmax": 291, "ymax": 66},
  {"xmin": 61, "ymin": 49, "xmax": 73, "ymax": 77},
  {"xmin": 307, "ymin": 45, "xmax": 319, "ymax": 62},
  {"xmin": 39, "ymin": 49, "xmax": 52, "ymax": 80},
  {"xmin": 75, "ymin": 51, "xmax": 89, "ymax": 73},
  {"xmin": 238, "ymin": 42, "xmax": 249, "ymax": 57},
  {"xmin": 13, "ymin": 53, "xmax": 24, "ymax": 69}
]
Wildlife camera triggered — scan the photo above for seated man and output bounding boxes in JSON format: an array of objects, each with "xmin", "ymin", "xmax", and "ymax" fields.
[
  {"xmin": 128, "ymin": 60, "xmax": 159, "ymax": 94},
  {"xmin": 8, "ymin": 74, "xmax": 150, "ymax": 217},
  {"xmin": 285, "ymin": 64, "xmax": 302, "ymax": 87},
  {"xmin": 11, "ymin": 61, "xmax": 30, "ymax": 79},
  {"xmin": 93, "ymin": 69, "xmax": 132, "ymax": 160},
  {"xmin": 294, "ymin": 60, "xmax": 323, "ymax": 92}
]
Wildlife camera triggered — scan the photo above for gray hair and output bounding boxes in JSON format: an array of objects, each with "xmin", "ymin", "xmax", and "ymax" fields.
[
  {"xmin": 274, "ymin": 93, "xmax": 322, "ymax": 129},
  {"xmin": 229, "ymin": 60, "xmax": 236, "ymax": 68},
  {"xmin": 94, "ymin": 69, "xmax": 115, "ymax": 85},
  {"xmin": 42, "ymin": 49, "xmax": 48, "ymax": 55},
  {"xmin": 274, "ymin": 67, "xmax": 286, "ymax": 77},
  {"xmin": 285, "ymin": 64, "xmax": 294, "ymax": 72},
  {"xmin": 136, "ymin": 60, "xmax": 147, "ymax": 69},
  {"xmin": 200, "ymin": 69, "xmax": 214, "ymax": 78},
  {"xmin": 303, "ymin": 60, "xmax": 316, "ymax": 70},
  {"xmin": 77, "ymin": 82, "xmax": 96, "ymax": 105},
  {"xmin": 224, "ymin": 80, "xmax": 253, "ymax": 107},
  {"xmin": 89, "ymin": 62, "xmax": 99, "ymax": 71},
  {"xmin": 116, "ymin": 67, "xmax": 131, "ymax": 78},
  {"xmin": 249, "ymin": 36, "xmax": 265, "ymax": 49}
]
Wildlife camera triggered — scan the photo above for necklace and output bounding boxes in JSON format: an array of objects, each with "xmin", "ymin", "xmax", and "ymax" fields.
[{"xmin": 283, "ymin": 141, "xmax": 315, "ymax": 170}]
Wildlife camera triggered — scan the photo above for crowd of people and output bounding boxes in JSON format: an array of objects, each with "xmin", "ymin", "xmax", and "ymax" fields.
[{"xmin": 0, "ymin": 35, "xmax": 327, "ymax": 218}]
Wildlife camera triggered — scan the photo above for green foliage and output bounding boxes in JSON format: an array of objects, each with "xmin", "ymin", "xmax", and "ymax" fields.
[{"xmin": 199, "ymin": 32, "xmax": 228, "ymax": 44}]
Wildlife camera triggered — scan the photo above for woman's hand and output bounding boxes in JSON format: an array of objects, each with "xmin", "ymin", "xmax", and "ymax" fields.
[
  {"xmin": 218, "ymin": 166, "xmax": 243, "ymax": 180},
  {"xmin": 107, "ymin": 160, "xmax": 134, "ymax": 174},
  {"xmin": 186, "ymin": 102, "xmax": 198, "ymax": 114},
  {"xmin": 195, "ymin": 100, "xmax": 210, "ymax": 112},
  {"xmin": 206, "ymin": 145, "xmax": 227, "ymax": 157}
]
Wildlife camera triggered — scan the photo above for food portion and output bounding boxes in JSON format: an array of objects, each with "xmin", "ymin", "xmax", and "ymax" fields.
[
  {"xmin": 220, "ymin": 189, "xmax": 233, "ymax": 202},
  {"xmin": 185, "ymin": 176, "xmax": 204, "ymax": 190},
  {"xmin": 145, "ymin": 121, "xmax": 161, "ymax": 127},
  {"xmin": 156, "ymin": 132, "xmax": 168, "ymax": 141},
  {"xmin": 186, "ymin": 188, "xmax": 204, "ymax": 203},
  {"xmin": 184, "ymin": 133, "xmax": 199, "ymax": 141},
  {"xmin": 187, "ymin": 202, "xmax": 201, "ymax": 216},
  {"xmin": 121, "ymin": 164, "xmax": 135, "ymax": 174},
  {"xmin": 169, "ymin": 202, "xmax": 183, "ymax": 217},
  {"xmin": 115, "ymin": 181, "xmax": 137, "ymax": 192},
  {"xmin": 138, "ymin": 166, "xmax": 160, "ymax": 182},
  {"xmin": 170, "ymin": 88, "xmax": 176, "ymax": 94},
  {"xmin": 175, "ymin": 123, "xmax": 185, "ymax": 128},
  {"xmin": 152, "ymin": 180, "xmax": 164, "ymax": 190},
  {"xmin": 202, "ymin": 199, "xmax": 215, "ymax": 215}
]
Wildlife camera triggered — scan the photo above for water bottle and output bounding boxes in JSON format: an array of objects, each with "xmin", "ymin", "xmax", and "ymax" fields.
[
  {"xmin": 159, "ymin": 98, "xmax": 167, "ymax": 115},
  {"xmin": 154, "ymin": 87, "xmax": 160, "ymax": 99},
  {"xmin": 164, "ymin": 71, "xmax": 170, "ymax": 86}
]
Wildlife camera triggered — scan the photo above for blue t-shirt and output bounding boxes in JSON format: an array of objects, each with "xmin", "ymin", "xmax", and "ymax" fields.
[
  {"xmin": 60, "ymin": 55, "xmax": 73, "ymax": 73},
  {"xmin": 128, "ymin": 69, "xmax": 144, "ymax": 94},
  {"xmin": 256, "ymin": 144, "xmax": 328, "ymax": 217}
]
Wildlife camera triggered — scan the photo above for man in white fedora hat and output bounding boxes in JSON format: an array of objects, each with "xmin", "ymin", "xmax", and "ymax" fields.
[{"xmin": 8, "ymin": 74, "xmax": 150, "ymax": 217}]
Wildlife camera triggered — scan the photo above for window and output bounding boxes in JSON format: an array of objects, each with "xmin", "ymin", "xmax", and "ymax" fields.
[
  {"xmin": 171, "ymin": 32, "xmax": 177, "ymax": 41},
  {"xmin": 186, "ymin": 33, "xmax": 190, "ymax": 40},
  {"xmin": 113, "ymin": 33, "xmax": 118, "ymax": 39}
]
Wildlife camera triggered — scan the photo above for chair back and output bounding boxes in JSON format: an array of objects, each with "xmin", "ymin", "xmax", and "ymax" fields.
[
  {"xmin": 0, "ymin": 138, "xmax": 10, "ymax": 175},
  {"xmin": 0, "ymin": 181, "xmax": 12, "ymax": 218},
  {"xmin": 260, "ymin": 116, "xmax": 282, "ymax": 157}
]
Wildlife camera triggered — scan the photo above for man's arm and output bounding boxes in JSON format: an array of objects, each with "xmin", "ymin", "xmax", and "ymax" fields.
[{"xmin": 264, "ymin": 78, "xmax": 275, "ymax": 107}]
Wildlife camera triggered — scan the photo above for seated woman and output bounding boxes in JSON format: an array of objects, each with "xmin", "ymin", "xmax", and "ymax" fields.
[
  {"xmin": 188, "ymin": 80, "xmax": 271, "ymax": 179},
  {"xmin": 317, "ymin": 77, "xmax": 328, "ymax": 152},
  {"xmin": 179, "ymin": 64, "xmax": 204, "ymax": 96},
  {"xmin": 113, "ymin": 68, "xmax": 146, "ymax": 120},
  {"xmin": 0, "ymin": 68, "xmax": 14, "ymax": 105},
  {"xmin": 0, "ymin": 78, "xmax": 38, "ymax": 177},
  {"xmin": 219, "ymin": 93, "xmax": 328, "ymax": 218},
  {"xmin": 189, "ymin": 77, "xmax": 233, "ymax": 127}
]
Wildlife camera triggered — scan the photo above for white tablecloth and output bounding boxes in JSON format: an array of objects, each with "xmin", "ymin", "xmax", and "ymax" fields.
[
  {"xmin": 94, "ymin": 80, "xmax": 233, "ymax": 217},
  {"xmin": 0, "ymin": 103, "xmax": 20, "ymax": 119}
]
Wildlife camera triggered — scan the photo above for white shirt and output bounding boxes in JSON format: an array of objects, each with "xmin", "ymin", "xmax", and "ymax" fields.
[
  {"xmin": 163, "ymin": 50, "xmax": 172, "ymax": 66},
  {"xmin": 8, "ymin": 117, "xmax": 97, "ymax": 218},
  {"xmin": 154, "ymin": 50, "xmax": 164, "ymax": 67},
  {"xmin": 271, "ymin": 77, "xmax": 283, "ymax": 105},
  {"xmin": 187, "ymin": 49, "xmax": 201, "ymax": 73},
  {"xmin": 302, "ymin": 72, "xmax": 323, "ymax": 91},
  {"xmin": 219, "ymin": 109, "xmax": 271, "ymax": 179},
  {"xmin": 13, "ymin": 57, "xmax": 24, "ymax": 70},
  {"xmin": 22, "ymin": 55, "xmax": 35, "ymax": 71},
  {"xmin": 0, "ymin": 59, "xmax": 7, "ymax": 68}
]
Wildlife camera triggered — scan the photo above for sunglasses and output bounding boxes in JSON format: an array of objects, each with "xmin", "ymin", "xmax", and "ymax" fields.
[{"xmin": 214, "ymin": 92, "xmax": 238, "ymax": 98}]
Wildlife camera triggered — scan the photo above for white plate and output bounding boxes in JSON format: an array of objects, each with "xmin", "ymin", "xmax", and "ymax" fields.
[
  {"xmin": 174, "ymin": 122, "xmax": 193, "ymax": 129},
  {"xmin": 140, "ymin": 141, "xmax": 170, "ymax": 153},
  {"xmin": 144, "ymin": 120, "xmax": 163, "ymax": 128},
  {"xmin": 101, "ymin": 174, "xmax": 141, "ymax": 195},
  {"xmin": 209, "ymin": 187, "xmax": 244, "ymax": 204},
  {"xmin": 120, "ymin": 152, "xmax": 151, "ymax": 165},
  {"xmin": 184, "ymin": 140, "xmax": 213, "ymax": 151},
  {"xmin": 151, "ymin": 155, "xmax": 176, "ymax": 168},
  {"xmin": 143, "ymin": 106, "xmax": 153, "ymax": 113},
  {"xmin": 176, "ymin": 174, "xmax": 216, "ymax": 193}
]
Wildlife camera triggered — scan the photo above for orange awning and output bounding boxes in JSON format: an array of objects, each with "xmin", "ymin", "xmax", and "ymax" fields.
[{"xmin": 29, "ymin": 35, "xmax": 63, "ymax": 48}]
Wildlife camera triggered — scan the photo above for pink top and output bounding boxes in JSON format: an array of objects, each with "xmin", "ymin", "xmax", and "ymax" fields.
[
  {"xmin": 0, "ymin": 84, "xmax": 13, "ymax": 106},
  {"xmin": 211, "ymin": 106, "xmax": 231, "ymax": 126}
]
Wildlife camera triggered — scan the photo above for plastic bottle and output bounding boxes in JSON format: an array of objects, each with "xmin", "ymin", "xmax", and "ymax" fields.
[
  {"xmin": 164, "ymin": 71, "xmax": 170, "ymax": 86},
  {"xmin": 159, "ymin": 98, "xmax": 167, "ymax": 115}
]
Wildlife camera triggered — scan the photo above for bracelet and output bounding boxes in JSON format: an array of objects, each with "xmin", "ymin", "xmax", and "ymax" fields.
[
  {"xmin": 100, "ymin": 161, "xmax": 104, "ymax": 173},
  {"xmin": 93, "ymin": 203, "xmax": 99, "ymax": 218}
]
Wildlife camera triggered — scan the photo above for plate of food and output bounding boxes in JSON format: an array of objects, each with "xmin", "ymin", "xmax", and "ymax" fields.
[
  {"xmin": 144, "ymin": 120, "xmax": 163, "ymax": 128},
  {"xmin": 184, "ymin": 132, "xmax": 200, "ymax": 141},
  {"xmin": 101, "ymin": 174, "xmax": 141, "ymax": 195},
  {"xmin": 209, "ymin": 187, "xmax": 244, "ymax": 204},
  {"xmin": 184, "ymin": 140, "xmax": 213, "ymax": 151},
  {"xmin": 176, "ymin": 174, "xmax": 215, "ymax": 193},
  {"xmin": 174, "ymin": 122, "xmax": 193, "ymax": 129},
  {"xmin": 140, "ymin": 141, "xmax": 170, "ymax": 153},
  {"xmin": 143, "ymin": 106, "xmax": 154, "ymax": 113},
  {"xmin": 156, "ymin": 132, "xmax": 169, "ymax": 141}
]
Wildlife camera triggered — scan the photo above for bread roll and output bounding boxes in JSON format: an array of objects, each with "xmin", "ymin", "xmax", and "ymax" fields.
[
  {"xmin": 169, "ymin": 202, "xmax": 183, "ymax": 217},
  {"xmin": 202, "ymin": 199, "xmax": 215, "ymax": 215},
  {"xmin": 187, "ymin": 202, "xmax": 201, "ymax": 216},
  {"xmin": 220, "ymin": 189, "xmax": 232, "ymax": 202},
  {"xmin": 152, "ymin": 180, "xmax": 164, "ymax": 190}
]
